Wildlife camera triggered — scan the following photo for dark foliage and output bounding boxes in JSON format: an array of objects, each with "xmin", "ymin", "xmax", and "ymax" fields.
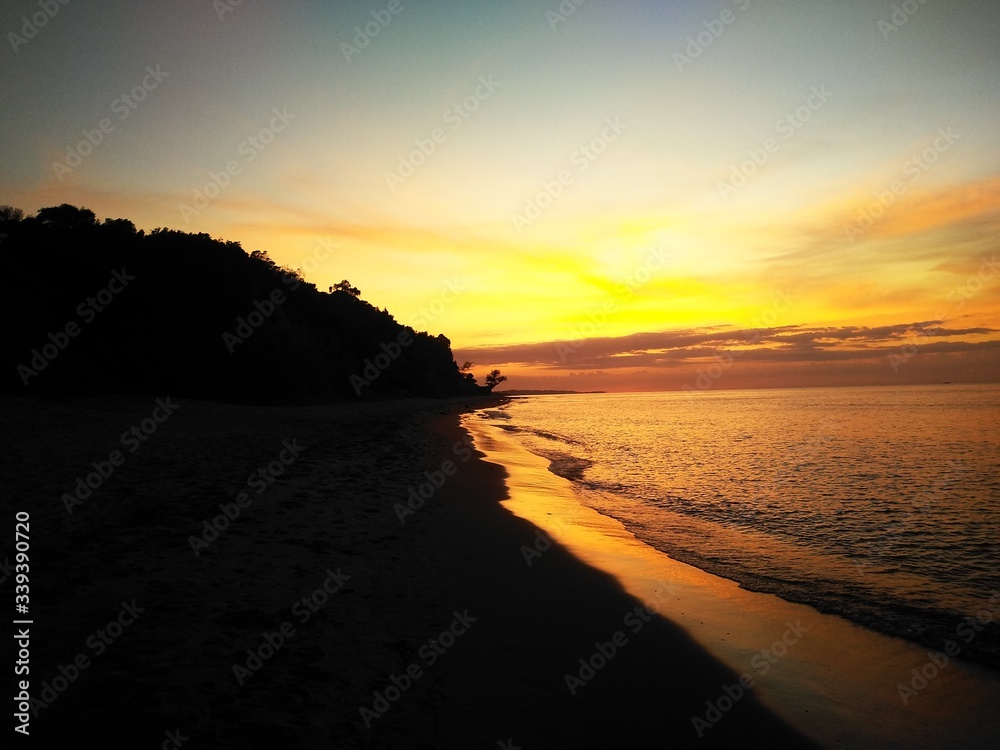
[
  {"xmin": 485, "ymin": 369, "xmax": 507, "ymax": 390},
  {"xmin": 0, "ymin": 206, "xmax": 486, "ymax": 402}
]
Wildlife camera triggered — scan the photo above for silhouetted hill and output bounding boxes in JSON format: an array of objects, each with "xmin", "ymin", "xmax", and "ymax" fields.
[{"xmin": 0, "ymin": 205, "xmax": 485, "ymax": 402}]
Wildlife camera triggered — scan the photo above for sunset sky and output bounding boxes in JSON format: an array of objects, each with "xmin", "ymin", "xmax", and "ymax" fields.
[{"xmin": 3, "ymin": 0, "xmax": 998, "ymax": 390}]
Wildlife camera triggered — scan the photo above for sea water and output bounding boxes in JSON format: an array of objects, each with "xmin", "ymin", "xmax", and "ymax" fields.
[{"xmin": 484, "ymin": 384, "xmax": 1000, "ymax": 669}]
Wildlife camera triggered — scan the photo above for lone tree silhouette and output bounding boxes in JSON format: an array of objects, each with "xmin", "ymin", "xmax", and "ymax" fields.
[
  {"xmin": 331, "ymin": 279, "xmax": 361, "ymax": 297},
  {"xmin": 484, "ymin": 369, "xmax": 506, "ymax": 390}
]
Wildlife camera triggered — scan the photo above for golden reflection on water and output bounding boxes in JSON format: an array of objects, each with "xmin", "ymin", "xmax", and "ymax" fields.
[{"xmin": 463, "ymin": 412, "xmax": 1000, "ymax": 750}]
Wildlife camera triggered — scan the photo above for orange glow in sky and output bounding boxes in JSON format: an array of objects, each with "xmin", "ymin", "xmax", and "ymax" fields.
[{"xmin": 3, "ymin": 0, "xmax": 998, "ymax": 390}]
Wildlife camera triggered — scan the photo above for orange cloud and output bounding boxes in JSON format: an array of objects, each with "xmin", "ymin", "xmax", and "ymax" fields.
[{"xmin": 868, "ymin": 176, "xmax": 1000, "ymax": 241}]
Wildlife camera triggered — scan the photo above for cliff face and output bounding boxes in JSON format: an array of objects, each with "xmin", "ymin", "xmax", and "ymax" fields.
[{"xmin": 0, "ymin": 210, "xmax": 483, "ymax": 402}]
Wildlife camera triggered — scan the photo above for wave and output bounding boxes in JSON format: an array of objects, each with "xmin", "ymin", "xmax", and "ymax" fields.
[
  {"xmin": 514, "ymin": 433, "xmax": 1000, "ymax": 670},
  {"xmin": 500, "ymin": 387, "xmax": 1000, "ymax": 671}
]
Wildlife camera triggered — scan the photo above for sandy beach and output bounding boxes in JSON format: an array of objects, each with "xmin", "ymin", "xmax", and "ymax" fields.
[{"xmin": 5, "ymin": 394, "xmax": 818, "ymax": 748}]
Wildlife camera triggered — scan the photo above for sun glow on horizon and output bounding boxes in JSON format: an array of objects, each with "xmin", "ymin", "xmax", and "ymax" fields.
[{"xmin": 2, "ymin": 0, "xmax": 998, "ymax": 390}]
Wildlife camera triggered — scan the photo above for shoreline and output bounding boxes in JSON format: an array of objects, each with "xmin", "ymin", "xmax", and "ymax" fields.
[
  {"xmin": 9, "ymin": 394, "xmax": 815, "ymax": 747},
  {"xmin": 463, "ymin": 410, "xmax": 1000, "ymax": 748},
  {"xmin": 419, "ymin": 407, "xmax": 819, "ymax": 747}
]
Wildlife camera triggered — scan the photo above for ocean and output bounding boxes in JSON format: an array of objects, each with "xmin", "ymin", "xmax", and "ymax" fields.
[{"xmin": 484, "ymin": 384, "xmax": 1000, "ymax": 669}]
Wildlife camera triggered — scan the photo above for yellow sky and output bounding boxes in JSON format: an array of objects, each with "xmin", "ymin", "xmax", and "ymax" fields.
[{"xmin": 3, "ymin": 0, "xmax": 998, "ymax": 389}]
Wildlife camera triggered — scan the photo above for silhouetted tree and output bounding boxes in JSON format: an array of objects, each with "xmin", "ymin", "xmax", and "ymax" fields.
[
  {"xmin": 36, "ymin": 204, "xmax": 97, "ymax": 230},
  {"xmin": 458, "ymin": 361, "xmax": 477, "ymax": 384},
  {"xmin": 102, "ymin": 217, "xmax": 138, "ymax": 236},
  {"xmin": 332, "ymin": 279, "xmax": 361, "ymax": 297},
  {"xmin": 250, "ymin": 249, "xmax": 277, "ymax": 268},
  {"xmin": 0, "ymin": 206, "xmax": 24, "ymax": 222},
  {"xmin": 484, "ymin": 369, "xmax": 507, "ymax": 390}
]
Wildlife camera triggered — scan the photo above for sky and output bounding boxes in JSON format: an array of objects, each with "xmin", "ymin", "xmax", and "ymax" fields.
[{"xmin": 2, "ymin": 0, "xmax": 998, "ymax": 391}]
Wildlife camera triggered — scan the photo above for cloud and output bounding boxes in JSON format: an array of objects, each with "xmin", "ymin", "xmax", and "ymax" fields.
[
  {"xmin": 748, "ymin": 177, "xmax": 1000, "ymax": 282},
  {"xmin": 864, "ymin": 176, "xmax": 1000, "ymax": 243},
  {"xmin": 455, "ymin": 322, "xmax": 1000, "ymax": 370}
]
